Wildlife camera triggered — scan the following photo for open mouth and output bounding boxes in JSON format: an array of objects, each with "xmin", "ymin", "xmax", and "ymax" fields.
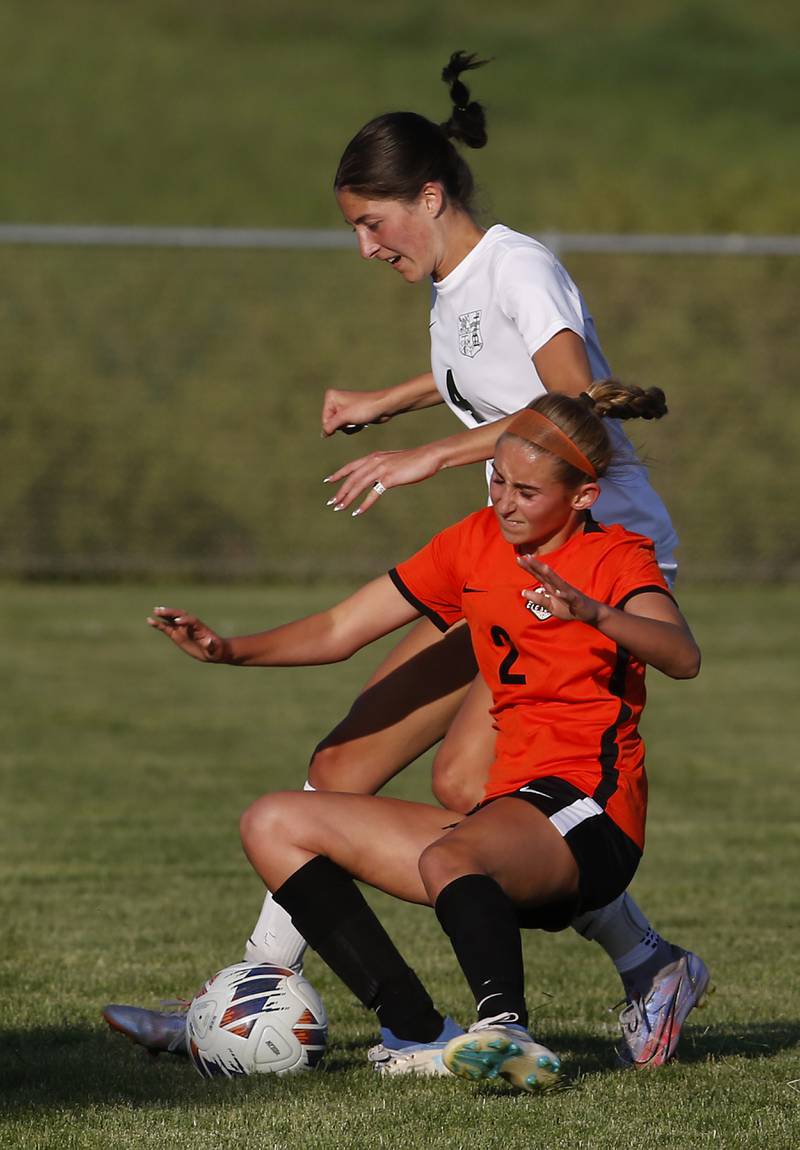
[{"xmin": 387, "ymin": 255, "xmax": 401, "ymax": 265}]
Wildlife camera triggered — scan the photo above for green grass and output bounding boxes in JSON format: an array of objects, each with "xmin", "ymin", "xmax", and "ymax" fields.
[
  {"xmin": 1, "ymin": 1, "xmax": 799, "ymax": 232},
  {"xmin": 1, "ymin": 1, "xmax": 799, "ymax": 580},
  {"xmin": 1, "ymin": 245, "xmax": 798, "ymax": 581},
  {"xmin": 1, "ymin": 582, "xmax": 798, "ymax": 1147}
]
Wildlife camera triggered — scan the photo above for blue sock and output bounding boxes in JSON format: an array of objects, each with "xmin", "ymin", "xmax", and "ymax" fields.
[{"xmin": 380, "ymin": 1015, "xmax": 463, "ymax": 1049}]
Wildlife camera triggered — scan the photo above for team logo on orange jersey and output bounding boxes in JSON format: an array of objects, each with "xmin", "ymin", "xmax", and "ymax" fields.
[
  {"xmin": 525, "ymin": 588, "xmax": 552, "ymax": 621},
  {"xmin": 458, "ymin": 310, "xmax": 483, "ymax": 358}
]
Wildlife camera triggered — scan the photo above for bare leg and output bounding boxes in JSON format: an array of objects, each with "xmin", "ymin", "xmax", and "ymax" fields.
[
  {"xmin": 240, "ymin": 788, "xmax": 577, "ymax": 1046},
  {"xmin": 433, "ymin": 676, "xmax": 683, "ymax": 1001},
  {"xmin": 431, "ymin": 673, "xmax": 495, "ymax": 812},
  {"xmin": 418, "ymin": 798, "xmax": 578, "ymax": 908},
  {"xmin": 248, "ymin": 621, "xmax": 684, "ymax": 1013},
  {"xmin": 246, "ymin": 619, "xmax": 479, "ymax": 965},
  {"xmin": 241, "ymin": 790, "xmax": 464, "ymax": 904},
  {"xmin": 240, "ymin": 789, "xmax": 577, "ymax": 921},
  {"xmin": 309, "ymin": 617, "xmax": 477, "ymax": 794}
]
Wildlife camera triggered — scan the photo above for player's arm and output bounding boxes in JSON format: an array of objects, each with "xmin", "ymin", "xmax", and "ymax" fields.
[
  {"xmin": 148, "ymin": 575, "xmax": 420, "ymax": 667},
  {"xmin": 321, "ymin": 372, "xmax": 443, "ymax": 437},
  {"xmin": 531, "ymin": 328, "xmax": 593, "ymax": 397},
  {"xmin": 518, "ymin": 556, "xmax": 701, "ymax": 680},
  {"xmin": 324, "ymin": 330, "xmax": 594, "ymax": 516},
  {"xmin": 325, "ymin": 415, "xmax": 515, "ymax": 516},
  {"xmin": 417, "ymin": 330, "xmax": 593, "ymax": 470},
  {"xmin": 593, "ymin": 592, "xmax": 699, "ymax": 679}
]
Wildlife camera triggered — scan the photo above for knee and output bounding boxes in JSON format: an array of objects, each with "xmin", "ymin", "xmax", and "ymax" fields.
[
  {"xmin": 431, "ymin": 746, "xmax": 484, "ymax": 814},
  {"xmin": 307, "ymin": 738, "xmax": 344, "ymax": 791},
  {"xmin": 239, "ymin": 791, "xmax": 293, "ymax": 855},
  {"xmin": 417, "ymin": 840, "xmax": 445, "ymax": 898},
  {"xmin": 418, "ymin": 838, "xmax": 477, "ymax": 903}
]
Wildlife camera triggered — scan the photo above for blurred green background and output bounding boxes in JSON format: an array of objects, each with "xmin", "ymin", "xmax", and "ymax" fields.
[{"xmin": 1, "ymin": 0, "xmax": 799, "ymax": 579}]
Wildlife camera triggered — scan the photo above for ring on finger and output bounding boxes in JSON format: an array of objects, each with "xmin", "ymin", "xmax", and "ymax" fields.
[{"xmin": 373, "ymin": 481, "xmax": 387, "ymax": 496}]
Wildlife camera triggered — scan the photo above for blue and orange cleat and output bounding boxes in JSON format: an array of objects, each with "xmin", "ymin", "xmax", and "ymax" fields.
[
  {"xmin": 102, "ymin": 1003, "xmax": 188, "ymax": 1057},
  {"xmin": 618, "ymin": 948, "xmax": 712, "ymax": 1068}
]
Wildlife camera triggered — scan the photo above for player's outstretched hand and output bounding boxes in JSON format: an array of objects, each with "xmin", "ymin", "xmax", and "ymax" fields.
[
  {"xmin": 147, "ymin": 607, "xmax": 227, "ymax": 662},
  {"xmin": 324, "ymin": 446, "xmax": 440, "ymax": 517},
  {"xmin": 516, "ymin": 555, "xmax": 601, "ymax": 625},
  {"xmin": 320, "ymin": 389, "xmax": 391, "ymax": 438}
]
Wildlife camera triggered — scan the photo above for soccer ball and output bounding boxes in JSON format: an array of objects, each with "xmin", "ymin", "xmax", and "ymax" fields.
[{"xmin": 185, "ymin": 962, "xmax": 327, "ymax": 1078}]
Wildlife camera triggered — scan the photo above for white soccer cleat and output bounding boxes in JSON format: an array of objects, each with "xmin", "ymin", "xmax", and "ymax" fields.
[
  {"xmin": 369, "ymin": 1016, "xmax": 463, "ymax": 1077},
  {"xmin": 443, "ymin": 1013, "xmax": 561, "ymax": 1092},
  {"xmin": 369, "ymin": 1039, "xmax": 454, "ymax": 1077},
  {"xmin": 618, "ymin": 948, "xmax": 712, "ymax": 1068}
]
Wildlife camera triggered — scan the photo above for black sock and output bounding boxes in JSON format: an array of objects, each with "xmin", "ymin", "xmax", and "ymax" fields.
[
  {"xmin": 273, "ymin": 856, "xmax": 443, "ymax": 1042},
  {"xmin": 435, "ymin": 873, "xmax": 528, "ymax": 1028}
]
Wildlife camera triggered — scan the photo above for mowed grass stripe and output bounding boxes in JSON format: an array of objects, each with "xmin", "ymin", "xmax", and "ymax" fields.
[{"xmin": 1, "ymin": 583, "xmax": 798, "ymax": 1147}]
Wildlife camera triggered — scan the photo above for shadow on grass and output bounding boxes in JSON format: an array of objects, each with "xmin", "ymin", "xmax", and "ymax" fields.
[
  {"xmin": 1, "ymin": 1020, "xmax": 798, "ymax": 1113},
  {"xmin": 0, "ymin": 1025, "xmax": 371, "ymax": 1114},
  {"xmin": 544, "ymin": 1018, "xmax": 800, "ymax": 1085}
]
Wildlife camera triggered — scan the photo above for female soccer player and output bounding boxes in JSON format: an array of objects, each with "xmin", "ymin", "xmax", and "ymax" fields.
[
  {"xmin": 143, "ymin": 386, "xmax": 704, "ymax": 1088},
  {"xmin": 103, "ymin": 54, "xmax": 709, "ymax": 1068},
  {"xmin": 249, "ymin": 51, "xmax": 706, "ymax": 1063}
]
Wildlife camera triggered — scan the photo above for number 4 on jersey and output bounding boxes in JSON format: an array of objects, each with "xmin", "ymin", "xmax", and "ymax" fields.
[{"xmin": 446, "ymin": 369, "xmax": 486, "ymax": 425}]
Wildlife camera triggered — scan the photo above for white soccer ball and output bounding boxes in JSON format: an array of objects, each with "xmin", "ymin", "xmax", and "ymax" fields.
[{"xmin": 185, "ymin": 961, "xmax": 327, "ymax": 1078}]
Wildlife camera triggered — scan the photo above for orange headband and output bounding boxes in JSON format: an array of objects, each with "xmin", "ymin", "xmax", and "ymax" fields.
[{"xmin": 504, "ymin": 409, "xmax": 597, "ymax": 479}]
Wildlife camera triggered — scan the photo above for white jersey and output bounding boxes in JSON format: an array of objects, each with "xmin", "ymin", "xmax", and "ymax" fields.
[{"xmin": 429, "ymin": 224, "xmax": 678, "ymax": 563}]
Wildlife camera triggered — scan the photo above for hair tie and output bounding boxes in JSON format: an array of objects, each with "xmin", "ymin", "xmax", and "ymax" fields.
[{"xmin": 505, "ymin": 409, "xmax": 597, "ymax": 479}]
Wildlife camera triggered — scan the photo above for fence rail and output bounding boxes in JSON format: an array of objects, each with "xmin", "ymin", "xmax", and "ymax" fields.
[{"xmin": 1, "ymin": 223, "xmax": 799, "ymax": 256}]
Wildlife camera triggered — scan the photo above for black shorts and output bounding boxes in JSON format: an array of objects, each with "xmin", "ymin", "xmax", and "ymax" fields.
[{"xmin": 477, "ymin": 776, "xmax": 642, "ymax": 932}]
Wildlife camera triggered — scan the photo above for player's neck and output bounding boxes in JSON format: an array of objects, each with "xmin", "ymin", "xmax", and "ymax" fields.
[{"xmin": 432, "ymin": 212, "xmax": 485, "ymax": 281}]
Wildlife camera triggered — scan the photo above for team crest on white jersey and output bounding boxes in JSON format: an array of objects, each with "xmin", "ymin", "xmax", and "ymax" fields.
[
  {"xmin": 525, "ymin": 588, "xmax": 552, "ymax": 621},
  {"xmin": 458, "ymin": 310, "xmax": 483, "ymax": 358}
]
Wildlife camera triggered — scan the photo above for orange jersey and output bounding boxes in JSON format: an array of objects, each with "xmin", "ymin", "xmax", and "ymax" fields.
[{"xmin": 390, "ymin": 509, "xmax": 672, "ymax": 848}]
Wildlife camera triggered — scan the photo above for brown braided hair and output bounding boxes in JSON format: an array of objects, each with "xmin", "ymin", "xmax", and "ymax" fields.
[
  {"xmin": 500, "ymin": 379, "xmax": 668, "ymax": 484},
  {"xmin": 334, "ymin": 51, "xmax": 490, "ymax": 211}
]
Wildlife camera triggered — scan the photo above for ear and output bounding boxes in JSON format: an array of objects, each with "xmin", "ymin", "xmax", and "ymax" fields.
[
  {"xmin": 571, "ymin": 482, "xmax": 600, "ymax": 510},
  {"xmin": 419, "ymin": 182, "xmax": 445, "ymax": 216}
]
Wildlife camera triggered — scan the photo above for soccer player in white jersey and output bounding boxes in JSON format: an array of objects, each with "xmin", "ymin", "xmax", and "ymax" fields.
[{"xmin": 104, "ymin": 52, "xmax": 709, "ymax": 1070}]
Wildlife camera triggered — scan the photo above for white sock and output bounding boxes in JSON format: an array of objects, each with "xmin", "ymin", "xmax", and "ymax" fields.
[
  {"xmin": 242, "ymin": 780, "xmax": 315, "ymax": 972},
  {"xmin": 243, "ymin": 892, "xmax": 308, "ymax": 971},
  {"xmin": 572, "ymin": 892, "xmax": 665, "ymax": 963}
]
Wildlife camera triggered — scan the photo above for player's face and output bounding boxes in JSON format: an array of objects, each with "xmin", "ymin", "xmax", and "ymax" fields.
[
  {"xmin": 336, "ymin": 187, "xmax": 441, "ymax": 283},
  {"xmin": 490, "ymin": 439, "xmax": 595, "ymax": 552}
]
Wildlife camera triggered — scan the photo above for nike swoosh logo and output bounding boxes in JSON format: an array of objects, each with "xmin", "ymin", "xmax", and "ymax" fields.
[
  {"xmin": 463, "ymin": 586, "xmax": 488, "ymax": 594},
  {"xmin": 518, "ymin": 786, "xmax": 552, "ymax": 798}
]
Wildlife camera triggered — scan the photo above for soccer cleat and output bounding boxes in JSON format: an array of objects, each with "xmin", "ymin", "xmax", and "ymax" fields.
[
  {"xmin": 369, "ymin": 1016, "xmax": 462, "ymax": 1077},
  {"xmin": 618, "ymin": 948, "xmax": 712, "ymax": 1068},
  {"xmin": 102, "ymin": 1003, "xmax": 189, "ymax": 1057},
  {"xmin": 443, "ymin": 1013, "xmax": 561, "ymax": 1092},
  {"xmin": 369, "ymin": 1040, "xmax": 453, "ymax": 1077}
]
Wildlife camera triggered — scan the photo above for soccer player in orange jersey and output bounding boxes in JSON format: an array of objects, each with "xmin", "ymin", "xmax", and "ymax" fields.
[
  {"xmin": 139, "ymin": 382, "xmax": 705, "ymax": 1089},
  {"xmin": 104, "ymin": 53, "xmax": 709, "ymax": 1070}
]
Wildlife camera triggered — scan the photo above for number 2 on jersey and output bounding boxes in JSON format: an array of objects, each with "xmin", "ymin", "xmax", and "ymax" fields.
[{"xmin": 491, "ymin": 625, "xmax": 527, "ymax": 685}]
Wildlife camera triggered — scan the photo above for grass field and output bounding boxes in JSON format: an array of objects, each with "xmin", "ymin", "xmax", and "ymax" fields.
[
  {"xmin": 1, "ymin": 582, "xmax": 798, "ymax": 1148},
  {"xmin": 2, "ymin": 1, "xmax": 799, "ymax": 232},
  {"xmin": 2, "ymin": 244, "xmax": 799, "ymax": 581},
  {"xmin": 1, "ymin": 2, "xmax": 800, "ymax": 582}
]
